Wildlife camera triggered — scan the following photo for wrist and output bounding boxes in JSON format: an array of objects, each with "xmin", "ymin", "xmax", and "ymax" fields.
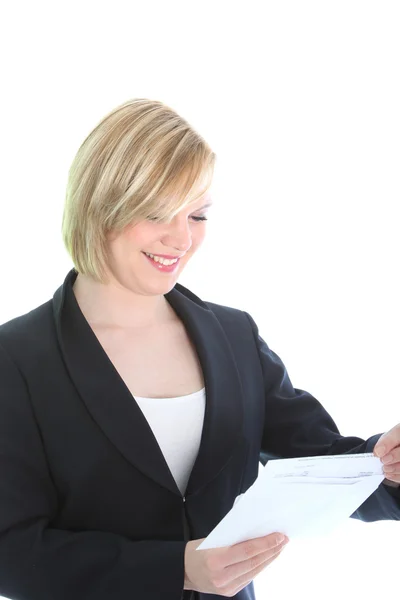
[{"xmin": 183, "ymin": 574, "xmax": 193, "ymax": 591}]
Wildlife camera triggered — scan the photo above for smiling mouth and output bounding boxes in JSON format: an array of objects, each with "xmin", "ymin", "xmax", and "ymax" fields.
[
  {"xmin": 142, "ymin": 252, "xmax": 184, "ymax": 259},
  {"xmin": 142, "ymin": 252, "xmax": 181, "ymax": 263},
  {"xmin": 142, "ymin": 252, "xmax": 181, "ymax": 271}
]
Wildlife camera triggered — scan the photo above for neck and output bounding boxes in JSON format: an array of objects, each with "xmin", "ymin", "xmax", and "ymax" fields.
[{"xmin": 72, "ymin": 273, "xmax": 173, "ymax": 329}]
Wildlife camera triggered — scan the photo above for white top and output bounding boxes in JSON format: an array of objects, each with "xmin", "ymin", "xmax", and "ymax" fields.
[{"xmin": 134, "ymin": 387, "xmax": 206, "ymax": 495}]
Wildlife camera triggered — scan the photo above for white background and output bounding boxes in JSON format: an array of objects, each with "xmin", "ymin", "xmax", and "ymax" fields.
[{"xmin": 0, "ymin": 1, "xmax": 399, "ymax": 598}]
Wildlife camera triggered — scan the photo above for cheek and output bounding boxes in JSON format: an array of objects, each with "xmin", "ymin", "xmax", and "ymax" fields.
[
  {"xmin": 125, "ymin": 224, "xmax": 155, "ymax": 248},
  {"xmin": 192, "ymin": 227, "xmax": 207, "ymax": 248}
]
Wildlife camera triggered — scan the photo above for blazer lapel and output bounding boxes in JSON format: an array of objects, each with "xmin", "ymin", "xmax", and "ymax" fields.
[{"xmin": 53, "ymin": 268, "xmax": 244, "ymax": 498}]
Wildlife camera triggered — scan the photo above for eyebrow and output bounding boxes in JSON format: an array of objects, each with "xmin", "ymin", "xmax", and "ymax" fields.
[{"xmin": 196, "ymin": 202, "xmax": 213, "ymax": 211}]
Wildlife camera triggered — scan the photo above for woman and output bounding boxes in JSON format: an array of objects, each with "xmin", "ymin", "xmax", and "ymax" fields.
[{"xmin": 0, "ymin": 98, "xmax": 399, "ymax": 600}]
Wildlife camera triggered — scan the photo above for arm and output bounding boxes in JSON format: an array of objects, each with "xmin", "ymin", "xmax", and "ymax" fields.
[
  {"xmin": 243, "ymin": 311, "xmax": 400, "ymax": 521},
  {"xmin": 0, "ymin": 343, "xmax": 186, "ymax": 600}
]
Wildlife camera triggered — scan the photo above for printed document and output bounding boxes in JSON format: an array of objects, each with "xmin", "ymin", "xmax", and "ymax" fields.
[{"xmin": 197, "ymin": 453, "xmax": 385, "ymax": 550}]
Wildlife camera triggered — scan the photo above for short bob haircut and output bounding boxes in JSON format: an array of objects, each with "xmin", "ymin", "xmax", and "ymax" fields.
[{"xmin": 62, "ymin": 98, "xmax": 216, "ymax": 284}]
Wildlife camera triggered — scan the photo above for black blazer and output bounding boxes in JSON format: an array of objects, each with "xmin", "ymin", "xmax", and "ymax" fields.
[{"xmin": 0, "ymin": 267, "xmax": 399, "ymax": 600}]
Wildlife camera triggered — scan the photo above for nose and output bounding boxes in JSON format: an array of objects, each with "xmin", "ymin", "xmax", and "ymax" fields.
[{"xmin": 162, "ymin": 217, "xmax": 193, "ymax": 253}]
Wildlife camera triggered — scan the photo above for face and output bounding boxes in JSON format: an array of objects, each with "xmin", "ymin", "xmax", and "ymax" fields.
[{"xmin": 105, "ymin": 192, "xmax": 213, "ymax": 296}]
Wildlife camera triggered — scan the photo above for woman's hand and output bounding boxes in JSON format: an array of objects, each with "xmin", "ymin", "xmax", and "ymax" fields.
[
  {"xmin": 184, "ymin": 532, "xmax": 289, "ymax": 596},
  {"xmin": 374, "ymin": 424, "xmax": 400, "ymax": 485}
]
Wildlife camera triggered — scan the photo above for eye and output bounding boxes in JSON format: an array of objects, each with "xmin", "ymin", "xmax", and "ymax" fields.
[{"xmin": 147, "ymin": 215, "xmax": 208, "ymax": 223}]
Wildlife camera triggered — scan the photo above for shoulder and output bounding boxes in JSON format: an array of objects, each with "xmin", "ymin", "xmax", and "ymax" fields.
[{"xmin": 0, "ymin": 299, "xmax": 53, "ymax": 362}]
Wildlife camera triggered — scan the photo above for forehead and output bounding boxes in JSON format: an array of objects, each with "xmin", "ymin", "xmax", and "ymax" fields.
[{"xmin": 188, "ymin": 190, "xmax": 213, "ymax": 209}]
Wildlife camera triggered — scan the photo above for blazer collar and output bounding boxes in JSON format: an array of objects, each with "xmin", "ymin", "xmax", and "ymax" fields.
[{"xmin": 52, "ymin": 268, "xmax": 244, "ymax": 498}]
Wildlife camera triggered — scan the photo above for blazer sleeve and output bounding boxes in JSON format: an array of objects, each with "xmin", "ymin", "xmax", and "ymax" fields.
[
  {"xmin": 0, "ymin": 343, "xmax": 187, "ymax": 600},
  {"xmin": 243, "ymin": 311, "xmax": 400, "ymax": 521}
]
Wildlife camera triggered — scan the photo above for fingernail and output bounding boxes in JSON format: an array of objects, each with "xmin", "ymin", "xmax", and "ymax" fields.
[
  {"xmin": 375, "ymin": 446, "xmax": 386, "ymax": 457},
  {"xmin": 382, "ymin": 454, "xmax": 393, "ymax": 464}
]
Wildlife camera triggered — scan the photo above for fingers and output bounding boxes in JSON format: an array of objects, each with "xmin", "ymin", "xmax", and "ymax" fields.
[
  {"xmin": 380, "ymin": 447, "xmax": 400, "ymax": 464},
  {"xmin": 219, "ymin": 543, "xmax": 287, "ymax": 597},
  {"xmin": 378, "ymin": 449, "xmax": 400, "ymax": 483},
  {"xmin": 226, "ymin": 533, "xmax": 287, "ymax": 567},
  {"xmin": 221, "ymin": 537, "xmax": 288, "ymax": 585},
  {"xmin": 374, "ymin": 425, "xmax": 400, "ymax": 457}
]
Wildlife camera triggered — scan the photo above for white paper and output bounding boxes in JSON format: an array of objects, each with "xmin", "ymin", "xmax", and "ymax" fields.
[{"xmin": 197, "ymin": 453, "xmax": 385, "ymax": 550}]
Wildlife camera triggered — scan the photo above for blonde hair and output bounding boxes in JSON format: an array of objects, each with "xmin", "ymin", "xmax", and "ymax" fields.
[{"xmin": 61, "ymin": 98, "xmax": 216, "ymax": 283}]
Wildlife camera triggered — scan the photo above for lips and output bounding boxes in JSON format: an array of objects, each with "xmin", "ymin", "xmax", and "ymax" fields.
[
  {"xmin": 142, "ymin": 252, "xmax": 180, "ymax": 272},
  {"xmin": 143, "ymin": 252, "xmax": 183, "ymax": 259}
]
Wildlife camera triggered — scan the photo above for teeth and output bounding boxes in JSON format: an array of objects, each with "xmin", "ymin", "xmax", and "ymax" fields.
[{"xmin": 145, "ymin": 252, "xmax": 178, "ymax": 266}]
